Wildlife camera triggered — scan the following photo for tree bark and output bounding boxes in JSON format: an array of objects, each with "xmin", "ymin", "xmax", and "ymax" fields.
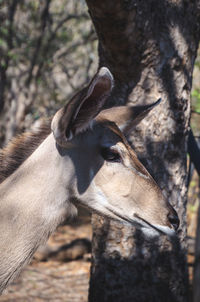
[{"xmin": 86, "ymin": 1, "xmax": 200, "ymax": 302}]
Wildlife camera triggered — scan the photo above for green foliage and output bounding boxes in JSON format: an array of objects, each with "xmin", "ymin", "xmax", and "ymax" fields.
[
  {"xmin": 191, "ymin": 44, "xmax": 200, "ymax": 135},
  {"xmin": 192, "ymin": 89, "xmax": 200, "ymax": 113},
  {"xmin": 188, "ymin": 200, "xmax": 199, "ymax": 213}
]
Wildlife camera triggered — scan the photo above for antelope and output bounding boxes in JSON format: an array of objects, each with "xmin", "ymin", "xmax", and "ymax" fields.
[{"xmin": 0, "ymin": 67, "xmax": 179, "ymax": 293}]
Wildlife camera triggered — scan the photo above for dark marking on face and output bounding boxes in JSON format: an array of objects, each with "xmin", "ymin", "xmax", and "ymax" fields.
[{"xmin": 103, "ymin": 121, "xmax": 150, "ymax": 178}]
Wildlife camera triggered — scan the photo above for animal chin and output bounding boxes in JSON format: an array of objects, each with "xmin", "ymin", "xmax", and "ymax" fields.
[
  {"xmin": 104, "ymin": 210, "xmax": 176, "ymax": 238},
  {"xmin": 84, "ymin": 203, "xmax": 176, "ymax": 238},
  {"xmin": 151, "ymin": 224, "xmax": 176, "ymax": 237},
  {"xmin": 134, "ymin": 214, "xmax": 176, "ymax": 237}
]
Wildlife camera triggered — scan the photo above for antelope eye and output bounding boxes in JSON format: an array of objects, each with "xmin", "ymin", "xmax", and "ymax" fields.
[{"xmin": 101, "ymin": 147, "xmax": 121, "ymax": 163}]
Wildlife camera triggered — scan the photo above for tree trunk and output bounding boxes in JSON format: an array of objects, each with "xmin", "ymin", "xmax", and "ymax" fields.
[{"xmin": 86, "ymin": 1, "xmax": 200, "ymax": 302}]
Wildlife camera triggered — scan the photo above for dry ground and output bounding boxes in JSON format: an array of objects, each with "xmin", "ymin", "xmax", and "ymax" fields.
[{"xmin": 0, "ymin": 209, "xmax": 92, "ymax": 302}]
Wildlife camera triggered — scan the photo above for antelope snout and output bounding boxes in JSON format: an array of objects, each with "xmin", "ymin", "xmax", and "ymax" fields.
[{"xmin": 167, "ymin": 206, "xmax": 179, "ymax": 231}]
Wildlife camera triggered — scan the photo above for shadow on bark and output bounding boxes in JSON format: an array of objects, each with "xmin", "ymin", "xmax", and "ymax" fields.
[{"xmin": 89, "ymin": 216, "xmax": 188, "ymax": 302}]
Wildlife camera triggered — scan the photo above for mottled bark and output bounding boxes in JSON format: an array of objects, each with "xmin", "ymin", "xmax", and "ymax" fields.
[{"xmin": 86, "ymin": 1, "xmax": 200, "ymax": 302}]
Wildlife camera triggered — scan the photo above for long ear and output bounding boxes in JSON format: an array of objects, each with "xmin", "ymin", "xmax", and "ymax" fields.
[
  {"xmin": 96, "ymin": 98, "xmax": 162, "ymax": 136},
  {"xmin": 51, "ymin": 67, "xmax": 113, "ymax": 146}
]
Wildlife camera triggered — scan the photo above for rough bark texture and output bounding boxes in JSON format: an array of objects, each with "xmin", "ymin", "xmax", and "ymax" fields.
[{"xmin": 86, "ymin": 1, "xmax": 200, "ymax": 302}]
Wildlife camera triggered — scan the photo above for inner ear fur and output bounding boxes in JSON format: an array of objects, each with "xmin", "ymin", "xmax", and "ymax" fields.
[{"xmin": 51, "ymin": 67, "xmax": 114, "ymax": 146}]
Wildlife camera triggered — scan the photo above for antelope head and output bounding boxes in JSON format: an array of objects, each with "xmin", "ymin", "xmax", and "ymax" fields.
[{"xmin": 51, "ymin": 67, "xmax": 179, "ymax": 236}]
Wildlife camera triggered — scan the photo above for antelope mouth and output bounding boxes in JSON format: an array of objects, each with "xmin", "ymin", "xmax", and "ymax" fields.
[
  {"xmin": 133, "ymin": 214, "xmax": 176, "ymax": 237},
  {"xmin": 104, "ymin": 208, "xmax": 176, "ymax": 237}
]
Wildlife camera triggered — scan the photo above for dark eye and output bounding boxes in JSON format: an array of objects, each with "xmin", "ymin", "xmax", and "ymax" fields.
[{"xmin": 101, "ymin": 147, "xmax": 121, "ymax": 163}]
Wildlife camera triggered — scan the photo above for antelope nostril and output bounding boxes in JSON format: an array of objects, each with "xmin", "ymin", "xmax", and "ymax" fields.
[{"xmin": 168, "ymin": 211, "xmax": 180, "ymax": 231}]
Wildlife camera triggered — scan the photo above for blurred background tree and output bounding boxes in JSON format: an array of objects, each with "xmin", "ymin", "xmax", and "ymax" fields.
[
  {"xmin": 0, "ymin": 0, "xmax": 98, "ymax": 146},
  {"xmin": 191, "ymin": 47, "xmax": 200, "ymax": 137}
]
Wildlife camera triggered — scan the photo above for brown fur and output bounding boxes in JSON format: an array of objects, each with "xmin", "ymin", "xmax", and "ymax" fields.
[{"xmin": 0, "ymin": 120, "xmax": 51, "ymax": 184}]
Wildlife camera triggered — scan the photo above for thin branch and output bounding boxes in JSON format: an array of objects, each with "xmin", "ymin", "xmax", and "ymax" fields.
[
  {"xmin": 191, "ymin": 110, "xmax": 200, "ymax": 115},
  {"xmin": 54, "ymin": 29, "xmax": 96, "ymax": 61},
  {"xmin": 60, "ymin": 64, "xmax": 77, "ymax": 91},
  {"xmin": 26, "ymin": 0, "xmax": 51, "ymax": 87},
  {"xmin": 0, "ymin": 0, "xmax": 19, "ymax": 113},
  {"xmin": 35, "ymin": 13, "xmax": 89, "ymax": 81},
  {"xmin": 188, "ymin": 129, "xmax": 200, "ymax": 176}
]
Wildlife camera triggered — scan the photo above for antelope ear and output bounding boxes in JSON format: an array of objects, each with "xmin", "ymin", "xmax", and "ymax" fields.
[
  {"xmin": 97, "ymin": 98, "xmax": 162, "ymax": 136},
  {"xmin": 51, "ymin": 67, "xmax": 113, "ymax": 146}
]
